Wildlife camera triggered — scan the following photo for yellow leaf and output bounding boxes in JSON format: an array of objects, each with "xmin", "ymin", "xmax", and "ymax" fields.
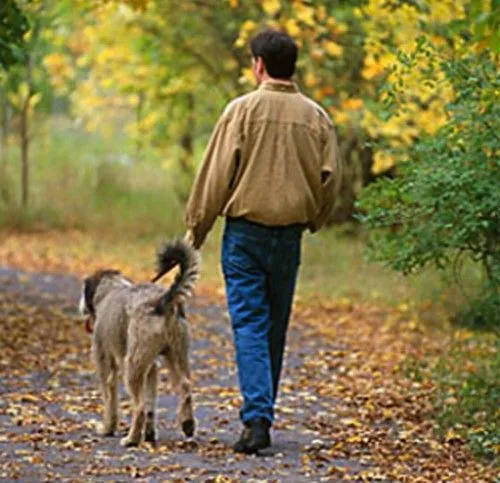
[
  {"xmin": 347, "ymin": 434, "xmax": 362, "ymax": 443},
  {"xmin": 316, "ymin": 6, "xmax": 327, "ymax": 22},
  {"xmin": 229, "ymin": 0, "xmax": 238, "ymax": 7},
  {"xmin": 304, "ymin": 71, "xmax": 318, "ymax": 88},
  {"xmin": 285, "ymin": 18, "xmax": 301, "ymax": 37},
  {"xmin": 324, "ymin": 41, "xmax": 343, "ymax": 57},
  {"xmin": 341, "ymin": 417, "xmax": 363, "ymax": 428},
  {"xmin": 333, "ymin": 109, "xmax": 350, "ymax": 125},
  {"xmin": 235, "ymin": 20, "xmax": 258, "ymax": 48},
  {"xmin": 294, "ymin": 4, "xmax": 315, "ymax": 26},
  {"xmin": 43, "ymin": 52, "xmax": 66, "ymax": 70},
  {"xmin": 241, "ymin": 20, "xmax": 258, "ymax": 32},
  {"xmin": 261, "ymin": 0, "xmax": 280, "ymax": 16},
  {"xmin": 239, "ymin": 67, "xmax": 256, "ymax": 86},
  {"xmin": 445, "ymin": 428, "xmax": 462, "ymax": 442},
  {"xmin": 311, "ymin": 48, "xmax": 325, "ymax": 61},
  {"xmin": 19, "ymin": 82, "xmax": 30, "ymax": 102},
  {"xmin": 326, "ymin": 17, "xmax": 337, "ymax": 31},
  {"xmin": 372, "ymin": 151, "xmax": 397, "ymax": 174},
  {"xmin": 341, "ymin": 98, "xmax": 363, "ymax": 110},
  {"xmin": 334, "ymin": 23, "xmax": 348, "ymax": 36},
  {"xmin": 28, "ymin": 93, "xmax": 43, "ymax": 110},
  {"xmin": 76, "ymin": 56, "xmax": 90, "ymax": 68},
  {"xmin": 313, "ymin": 88, "xmax": 324, "ymax": 101}
]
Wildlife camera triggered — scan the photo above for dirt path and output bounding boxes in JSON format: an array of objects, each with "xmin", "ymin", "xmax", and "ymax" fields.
[{"xmin": 0, "ymin": 266, "xmax": 361, "ymax": 482}]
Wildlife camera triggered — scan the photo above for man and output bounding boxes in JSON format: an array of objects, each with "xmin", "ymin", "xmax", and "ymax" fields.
[{"xmin": 185, "ymin": 29, "xmax": 342, "ymax": 454}]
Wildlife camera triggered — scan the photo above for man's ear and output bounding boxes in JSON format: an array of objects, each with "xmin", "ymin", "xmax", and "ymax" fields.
[{"xmin": 256, "ymin": 56, "xmax": 266, "ymax": 76}]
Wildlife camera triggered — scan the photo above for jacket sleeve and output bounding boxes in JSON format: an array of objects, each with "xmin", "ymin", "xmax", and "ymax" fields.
[
  {"xmin": 185, "ymin": 111, "xmax": 241, "ymax": 248},
  {"xmin": 313, "ymin": 125, "xmax": 342, "ymax": 231}
]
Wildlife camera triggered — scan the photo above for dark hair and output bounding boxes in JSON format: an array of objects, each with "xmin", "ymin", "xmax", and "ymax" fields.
[{"xmin": 250, "ymin": 29, "xmax": 298, "ymax": 80}]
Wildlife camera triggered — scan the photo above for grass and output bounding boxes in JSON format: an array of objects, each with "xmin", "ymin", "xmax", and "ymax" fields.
[
  {"xmin": 0, "ymin": 118, "xmax": 185, "ymax": 238},
  {"xmin": 405, "ymin": 333, "xmax": 499, "ymax": 462}
]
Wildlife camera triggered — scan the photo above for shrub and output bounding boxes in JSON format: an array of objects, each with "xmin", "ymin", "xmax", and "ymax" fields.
[{"xmin": 357, "ymin": 50, "xmax": 499, "ymax": 327}]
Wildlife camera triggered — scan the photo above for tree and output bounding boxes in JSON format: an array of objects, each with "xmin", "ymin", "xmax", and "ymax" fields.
[
  {"xmin": 4, "ymin": 0, "xmax": 51, "ymax": 208},
  {"xmin": 0, "ymin": 0, "xmax": 29, "ymax": 201},
  {"xmin": 358, "ymin": 0, "xmax": 499, "ymax": 175},
  {"xmin": 358, "ymin": 34, "xmax": 499, "ymax": 325},
  {"xmin": 0, "ymin": 0, "xmax": 29, "ymax": 70}
]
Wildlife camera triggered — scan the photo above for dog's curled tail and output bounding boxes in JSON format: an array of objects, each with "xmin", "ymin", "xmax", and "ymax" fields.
[{"xmin": 154, "ymin": 239, "xmax": 200, "ymax": 314}]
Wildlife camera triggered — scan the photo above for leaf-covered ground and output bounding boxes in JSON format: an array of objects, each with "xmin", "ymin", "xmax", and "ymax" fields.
[{"xmin": 0, "ymin": 232, "xmax": 497, "ymax": 482}]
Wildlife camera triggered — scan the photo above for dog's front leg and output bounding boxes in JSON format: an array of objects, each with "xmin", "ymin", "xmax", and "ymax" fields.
[
  {"xmin": 100, "ymin": 369, "xmax": 119, "ymax": 436},
  {"xmin": 94, "ymin": 346, "xmax": 119, "ymax": 436}
]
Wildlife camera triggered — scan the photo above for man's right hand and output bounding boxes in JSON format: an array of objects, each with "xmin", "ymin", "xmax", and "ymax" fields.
[{"xmin": 184, "ymin": 229, "xmax": 196, "ymax": 249}]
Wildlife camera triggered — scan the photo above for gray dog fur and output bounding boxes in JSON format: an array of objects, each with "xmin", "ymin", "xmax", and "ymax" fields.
[{"xmin": 79, "ymin": 239, "xmax": 200, "ymax": 447}]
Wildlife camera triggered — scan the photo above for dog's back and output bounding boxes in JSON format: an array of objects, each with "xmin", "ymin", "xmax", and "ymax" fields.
[{"xmin": 93, "ymin": 282, "xmax": 131, "ymax": 368}]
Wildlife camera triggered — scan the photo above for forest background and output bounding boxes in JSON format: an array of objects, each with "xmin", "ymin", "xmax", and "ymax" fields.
[{"xmin": 0, "ymin": 0, "xmax": 498, "ymax": 465}]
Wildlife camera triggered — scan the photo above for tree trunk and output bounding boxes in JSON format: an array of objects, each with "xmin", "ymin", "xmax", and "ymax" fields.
[
  {"xmin": 0, "ymin": 92, "xmax": 10, "ymax": 202},
  {"xmin": 179, "ymin": 93, "xmax": 195, "ymax": 175},
  {"xmin": 175, "ymin": 93, "xmax": 196, "ymax": 204},
  {"xmin": 20, "ymin": 102, "xmax": 29, "ymax": 207},
  {"xmin": 136, "ymin": 91, "xmax": 145, "ymax": 162},
  {"xmin": 20, "ymin": 55, "xmax": 32, "ymax": 208}
]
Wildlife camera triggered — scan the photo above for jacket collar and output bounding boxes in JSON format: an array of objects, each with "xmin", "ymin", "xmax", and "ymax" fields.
[{"xmin": 259, "ymin": 81, "xmax": 299, "ymax": 93}]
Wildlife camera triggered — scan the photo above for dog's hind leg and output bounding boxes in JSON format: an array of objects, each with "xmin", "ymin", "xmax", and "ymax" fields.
[
  {"xmin": 120, "ymin": 354, "xmax": 148, "ymax": 447},
  {"xmin": 144, "ymin": 362, "xmax": 159, "ymax": 444},
  {"xmin": 166, "ymin": 322, "xmax": 195, "ymax": 438}
]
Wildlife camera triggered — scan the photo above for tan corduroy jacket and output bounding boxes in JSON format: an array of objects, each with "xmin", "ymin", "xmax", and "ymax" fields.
[{"xmin": 185, "ymin": 81, "xmax": 342, "ymax": 248}]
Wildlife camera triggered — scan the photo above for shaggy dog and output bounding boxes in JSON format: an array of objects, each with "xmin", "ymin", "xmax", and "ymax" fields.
[{"xmin": 79, "ymin": 239, "xmax": 199, "ymax": 447}]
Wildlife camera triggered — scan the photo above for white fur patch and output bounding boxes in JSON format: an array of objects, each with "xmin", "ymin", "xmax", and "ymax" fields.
[
  {"xmin": 119, "ymin": 277, "xmax": 132, "ymax": 286},
  {"xmin": 78, "ymin": 289, "xmax": 87, "ymax": 316}
]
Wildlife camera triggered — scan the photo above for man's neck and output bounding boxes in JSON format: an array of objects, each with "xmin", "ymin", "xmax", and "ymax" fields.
[{"xmin": 260, "ymin": 74, "xmax": 293, "ymax": 85}]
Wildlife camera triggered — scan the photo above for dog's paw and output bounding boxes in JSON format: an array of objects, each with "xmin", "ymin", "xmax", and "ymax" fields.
[
  {"xmin": 145, "ymin": 429, "xmax": 157, "ymax": 444},
  {"xmin": 120, "ymin": 436, "xmax": 140, "ymax": 447},
  {"xmin": 181, "ymin": 419, "xmax": 195, "ymax": 438},
  {"xmin": 98, "ymin": 425, "xmax": 116, "ymax": 437}
]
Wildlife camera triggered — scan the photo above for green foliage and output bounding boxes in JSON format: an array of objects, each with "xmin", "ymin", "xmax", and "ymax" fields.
[
  {"xmin": 432, "ymin": 337, "xmax": 499, "ymax": 461},
  {"xmin": 358, "ymin": 49, "xmax": 500, "ymax": 326},
  {"xmin": 467, "ymin": 0, "xmax": 500, "ymax": 53},
  {"xmin": 0, "ymin": 0, "xmax": 28, "ymax": 70}
]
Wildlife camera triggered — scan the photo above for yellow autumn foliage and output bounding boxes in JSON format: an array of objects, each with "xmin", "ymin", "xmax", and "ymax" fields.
[
  {"xmin": 261, "ymin": 0, "xmax": 281, "ymax": 16},
  {"xmin": 360, "ymin": 0, "xmax": 480, "ymax": 173},
  {"xmin": 323, "ymin": 40, "xmax": 343, "ymax": 57}
]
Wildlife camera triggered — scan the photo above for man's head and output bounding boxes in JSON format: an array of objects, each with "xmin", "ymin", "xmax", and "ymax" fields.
[{"xmin": 250, "ymin": 29, "xmax": 298, "ymax": 83}]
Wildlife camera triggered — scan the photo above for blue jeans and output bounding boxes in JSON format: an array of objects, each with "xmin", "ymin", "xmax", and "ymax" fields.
[{"xmin": 222, "ymin": 218, "xmax": 303, "ymax": 425}]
